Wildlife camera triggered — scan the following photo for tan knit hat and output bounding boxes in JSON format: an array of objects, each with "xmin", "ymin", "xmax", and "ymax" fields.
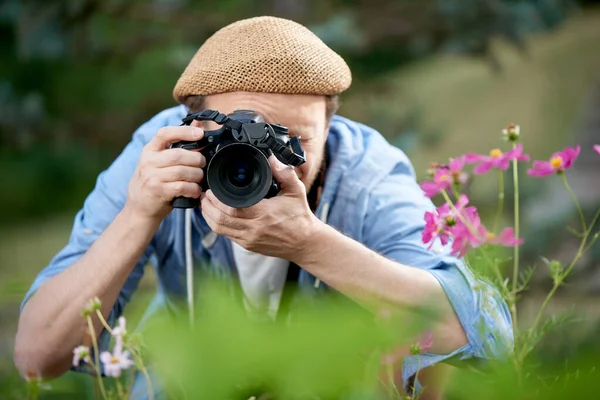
[{"xmin": 172, "ymin": 16, "xmax": 352, "ymax": 102}]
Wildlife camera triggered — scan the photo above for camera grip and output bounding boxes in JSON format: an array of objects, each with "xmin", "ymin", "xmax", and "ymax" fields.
[
  {"xmin": 170, "ymin": 139, "xmax": 204, "ymax": 209},
  {"xmin": 172, "ymin": 196, "xmax": 200, "ymax": 208}
]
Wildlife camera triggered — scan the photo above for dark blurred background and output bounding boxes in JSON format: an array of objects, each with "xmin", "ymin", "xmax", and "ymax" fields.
[{"xmin": 1, "ymin": 0, "xmax": 600, "ymax": 397}]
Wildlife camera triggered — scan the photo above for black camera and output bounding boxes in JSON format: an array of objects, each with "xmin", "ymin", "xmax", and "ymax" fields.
[{"xmin": 170, "ymin": 109, "xmax": 306, "ymax": 209}]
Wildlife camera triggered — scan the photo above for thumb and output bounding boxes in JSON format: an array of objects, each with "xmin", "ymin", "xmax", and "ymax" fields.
[{"xmin": 268, "ymin": 155, "xmax": 303, "ymax": 194}]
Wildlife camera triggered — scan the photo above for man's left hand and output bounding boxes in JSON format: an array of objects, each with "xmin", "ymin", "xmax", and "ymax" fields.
[{"xmin": 200, "ymin": 155, "xmax": 321, "ymax": 262}]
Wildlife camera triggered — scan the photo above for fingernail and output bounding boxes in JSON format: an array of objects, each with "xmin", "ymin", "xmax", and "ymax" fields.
[{"xmin": 192, "ymin": 128, "xmax": 202, "ymax": 138}]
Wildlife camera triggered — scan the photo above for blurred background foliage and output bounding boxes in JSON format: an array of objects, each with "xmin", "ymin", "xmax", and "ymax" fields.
[{"xmin": 2, "ymin": 0, "xmax": 600, "ymax": 398}]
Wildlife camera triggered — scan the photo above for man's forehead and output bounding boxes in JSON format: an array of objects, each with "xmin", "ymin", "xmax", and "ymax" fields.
[{"xmin": 204, "ymin": 92, "xmax": 325, "ymax": 130}]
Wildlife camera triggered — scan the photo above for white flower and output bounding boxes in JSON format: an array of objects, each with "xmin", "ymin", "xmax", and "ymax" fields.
[
  {"xmin": 112, "ymin": 316, "xmax": 127, "ymax": 338},
  {"xmin": 100, "ymin": 349, "xmax": 134, "ymax": 378},
  {"xmin": 72, "ymin": 345, "xmax": 91, "ymax": 367}
]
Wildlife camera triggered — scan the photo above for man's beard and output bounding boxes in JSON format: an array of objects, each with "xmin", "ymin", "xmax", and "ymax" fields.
[{"xmin": 302, "ymin": 149, "xmax": 326, "ymax": 195}]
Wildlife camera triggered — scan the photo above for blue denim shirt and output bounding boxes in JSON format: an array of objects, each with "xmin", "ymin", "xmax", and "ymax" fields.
[{"xmin": 22, "ymin": 105, "xmax": 513, "ymax": 397}]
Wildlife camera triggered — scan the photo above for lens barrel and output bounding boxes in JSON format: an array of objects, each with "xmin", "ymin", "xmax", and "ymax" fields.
[{"xmin": 206, "ymin": 143, "xmax": 273, "ymax": 208}]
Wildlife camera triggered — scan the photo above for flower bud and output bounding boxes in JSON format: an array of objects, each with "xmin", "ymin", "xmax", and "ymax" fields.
[
  {"xmin": 502, "ymin": 123, "xmax": 520, "ymax": 142},
  {"xmin": 409, "ymin": 344, "xmax": 421, "ymax": 355}
]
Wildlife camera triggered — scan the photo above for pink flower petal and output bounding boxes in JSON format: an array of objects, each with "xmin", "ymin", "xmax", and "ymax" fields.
[
  {"xmin": 420, "ymin": 181, "xmax": 441, "ymax": 198},
  {"xmin": 527, "ymin": 161, "xmax": 555, "ymax": 177},
  {"xmin": 419, "ymin": 331, "xmax": 434, "ymax": 353},
  {"xmin": 594, "ymin": 145, "xmax": 600, "ymax": 155},
  {"xmin": 463, "ymin": 153, "xmax": 487, "ymax": 164},
  {"xmin": 449, "ymin": 157, "xmax": 465, "ymax": 172},
  {"xmin": 561, "ymin": 145, "xmax": 580, "ymax": 169},
  {"xmin": 473, "ymin": 161, "xmax": 493, "ymax": 174}
]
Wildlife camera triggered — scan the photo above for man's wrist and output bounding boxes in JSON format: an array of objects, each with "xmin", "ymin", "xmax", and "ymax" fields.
[
  {"xmin": 120, "ymin": 202, "xmax": 163, "ymax": 232},
  {"xmin": 290, "ymin": 215, "xmax": 331, "ymax": 267}
]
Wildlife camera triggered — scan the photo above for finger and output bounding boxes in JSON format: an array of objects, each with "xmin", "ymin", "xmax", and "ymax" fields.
[
  {"xmin": 201, "ymin": 211, "xmax": 242, "ymax": 240},
  {"xmin": 153, "ymin": 148, "xmax": 206, "ymax": 168},
  {"xmin": 147, "ymin": 126, "xmax": 204, "ymax": 151},
  {"xmin": 268, "ymin": 155, "xmax": 303, "ymax": 193},
  {"xmin": 205, "ymin": 190, "xmax": 258, "ymax": 219},
  {"xmin": 165, "ymin": 181, "xmax": 202, "ymax": 200},
  {"xmin": 201, "ymin": 196, "xmax": 247, "ymax": 232},
  {"xmin": 157, "ymin": 166, "xmax": 204, "ymax": 184}
]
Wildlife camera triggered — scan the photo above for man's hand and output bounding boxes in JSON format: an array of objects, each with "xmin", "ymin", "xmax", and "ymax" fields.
[
  {"xmin": 200, "ymin": 155, "xmax": 321, "ymax": 262},
  {"xmin": 126, "ymin": 123, "xmax": 206, "ymax": 221}
]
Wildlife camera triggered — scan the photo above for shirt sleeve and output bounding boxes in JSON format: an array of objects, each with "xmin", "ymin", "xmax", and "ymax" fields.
[
  {"xmin": 20, "ymin": 112, "xmax": 167, "ymax": 373},
  {"xmin": 360, "ymin": 161, "xmax": 514, "ymax": 389}
]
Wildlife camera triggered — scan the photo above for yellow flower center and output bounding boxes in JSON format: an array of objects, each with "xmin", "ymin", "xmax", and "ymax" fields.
[
  {"xmin": 439, "ymin": 174, "xmax": 449, "ymax": 182},
  {"xmin": 111, "ymin": 356, "xmax": 119, "ymax": 364},
  {"xmin": 550, "ymin": 156, "xmax": 563, "ymax": 169},
  {"xmin": 489, "ymin": 149, "xmax": 503, "ymax": 158},
  {"xmin": 486, "ymin": 232, "xmax": 496, "ymax": 239}
]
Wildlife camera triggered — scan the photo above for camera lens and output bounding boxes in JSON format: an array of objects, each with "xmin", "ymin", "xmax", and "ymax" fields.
[
  {"xmin": 227, "ymin": 159, "xmax": 254, "ymax": 188},
  {"xmin": 206, "ymin": 143, "xmax": 273, "ymax": 208}
]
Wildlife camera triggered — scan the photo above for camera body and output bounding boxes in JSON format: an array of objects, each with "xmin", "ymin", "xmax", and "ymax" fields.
[{"xmin": 170, "ymin": 109, "xmax": 306, "ymax": 209}]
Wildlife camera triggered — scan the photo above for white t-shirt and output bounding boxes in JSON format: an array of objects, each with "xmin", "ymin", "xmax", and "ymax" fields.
[{"xmin": 231, "ymin": 241, "xmax": 289, "ymax": 320}]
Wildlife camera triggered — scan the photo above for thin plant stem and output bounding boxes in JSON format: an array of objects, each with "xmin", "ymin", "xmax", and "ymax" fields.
[
  {"xmin": 129, "ymin": 348, "xmax": 154, "ymax": 400},
  {"xmin": 510, "ymin": 146, "xmax": 520, "ymax": 334},
  {"xmin": 412, "ymin": 355, "xmax": 421, "ymax": 400},
  {"xmin": 494, "ymin": 170, "xmax": 505, "ymax": 233},
  {"xmin": 561, "ymin": 172, "xmax": 587, "ymax": 233},
  {"xmin": 452, "ymin": 183, "xmax": 461, "ymax": 201},
  {"xmin": 116, "ymin": 378, "xmax": 124, "ymax": 399},
  {"xmin": 86, "ymin": 316, "xmax": 109, "ymax": 400},
  {"xmin": 583, "ymin": 207, "xmax": 600, "ymax": 253},
  {"xmin": 521, "ymin": 209, "xmax": 600, "ymax": 363},
  {"xmin": 27, "ymin": 380, "xmax": 39, "ymax": 400},
  {"xmin": 95, "ymin": 310, "xmax": 114, "ymax": 335},
  {"xmin": 126, "ymin": 368, "xmax": 135, "ymax": 399},
  {"xmin": 386, "ymin": 364, "xmax": 400, "ymax": 399}
]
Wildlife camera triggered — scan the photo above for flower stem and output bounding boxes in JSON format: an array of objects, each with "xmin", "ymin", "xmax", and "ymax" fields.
[
  {"xmin": 386, "ymin": 364, "xmax": 400, "ymax": 399},
  {"xmin": 412, "ymin": 355, "xmax": 421, "ymax": 400},
  {"xmin": 95, "ymin": 310, "xmax": 114, "ymax": 335},
  {"xmin": 510, "ymin": 146, "xmax": 520, "ymax": 334},
  {"xmin": 494, "ymin": 170, "xmax": 505, "ymax": 233},
  {"xmin": 126, "ymin": 368, "xmax": 135, "ymax": 399},
  {"xmin": 86, "ymin": 316, "xmax": 108, "ymax": 400},
  {"xmin": 561, "ymin": 172, "xmax": 587, "ymax": 233},
  {"xmin": 521, "ymin": 208, "xmax": 599, "ymax": 363},
  {"xmin": 116, "ymin": 378, "xmax": 124, "ymax": 399},
  {"xmin": 130, "ymin": 348, "xmax": 154, "ymax": 400},
  {"xmin": 452, "ymin": 184, "xmax": 461, "ymax": 201}
]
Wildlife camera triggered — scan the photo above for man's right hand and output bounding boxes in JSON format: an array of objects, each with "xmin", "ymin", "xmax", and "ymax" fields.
[{"xmin": 125, "ymin": 123, "xmax": 206, "ymax": 220}]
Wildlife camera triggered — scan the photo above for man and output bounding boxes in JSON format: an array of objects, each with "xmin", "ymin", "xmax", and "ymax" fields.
[{"xmin": 14, "ymin": 16, "xmax": 513, "ymax": 399}]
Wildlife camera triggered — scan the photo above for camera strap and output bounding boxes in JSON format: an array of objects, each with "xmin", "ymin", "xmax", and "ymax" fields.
[{"xmin": 181, "ymin": 109, "xmax": 243, "ymax": 132}]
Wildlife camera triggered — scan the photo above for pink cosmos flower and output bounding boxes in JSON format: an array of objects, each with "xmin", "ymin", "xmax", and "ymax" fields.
[
  {"xmin": 100, "ymin": 348, "xmax": 134, "ymax": 378},
  {"xmin": 527, "ymin": 146, "xmax": 580, "ymax": 177},
  {"xmin": 422, "ymin": 195, "xmax": 471, "ymax": 248},
  {"xmin": 482, "ymin": 228, "xmax": 523, "ymax": 247},
  {"xmin": 72, "ymin": 345, "xmax": 91, "ymax": 367},
  {"xmin": 420, "ymin": 157, "xmax": 467, "ymax": 198},
  {"xmin": 446, "ymin": 206, "xmax": 523, "ymax": 257},
  {"xmin": 464, "ymin": 144, "xmax": 530, "ymax": 174},
  {"xmin": 594, "ymin": 145, "xmax": 600, "ymax": 155},
  {"xmin": 449, "ymin": 208, "xmax": 481, "ymax": 257}
]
